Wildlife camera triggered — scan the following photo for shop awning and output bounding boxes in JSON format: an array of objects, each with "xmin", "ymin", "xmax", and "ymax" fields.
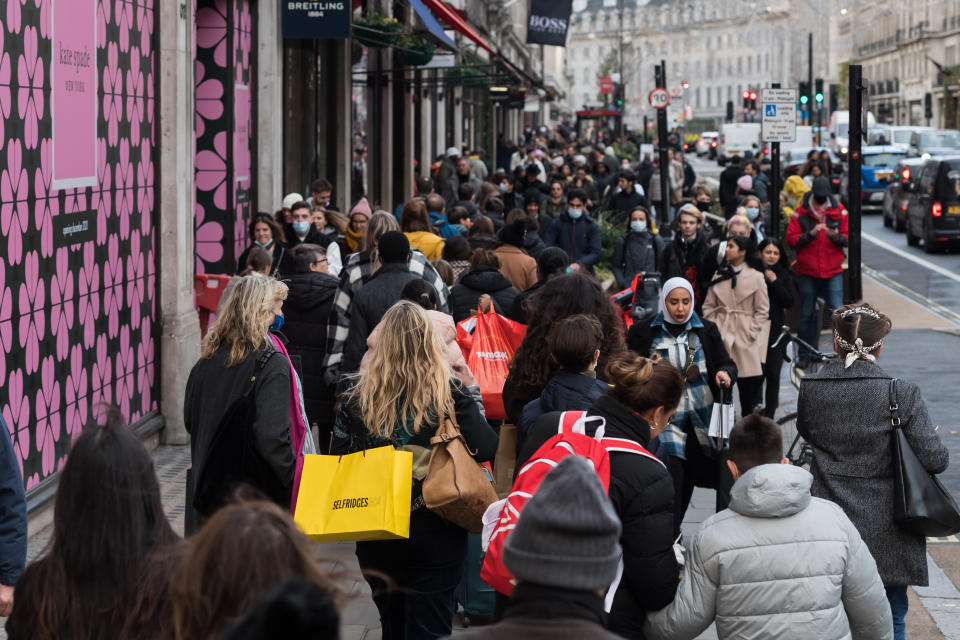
[
  {"xmin": 407, "ymin": 0, "xmax": 458, "ymax": 53},
  {"xmin": 420, "ymin": 0, "xmax": 497, "ymax": 57}
]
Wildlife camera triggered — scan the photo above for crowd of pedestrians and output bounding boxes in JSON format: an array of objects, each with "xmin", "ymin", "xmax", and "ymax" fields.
[{"xmin": 0, "ymin": 129, "xmax": 950, "ymax": 640}]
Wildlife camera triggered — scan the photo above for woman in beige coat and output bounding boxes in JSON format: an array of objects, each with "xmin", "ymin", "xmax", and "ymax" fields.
[{"xmin": 703, "ymin": 235, "xmax": 769, "ymax": 415}]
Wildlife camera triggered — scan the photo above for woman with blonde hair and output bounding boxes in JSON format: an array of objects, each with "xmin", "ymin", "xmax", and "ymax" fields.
[
  {"xmin": 185, "ymin": 274, "xmax": 297, "ymax": 520},
  {"xmin": 172, "ymin": 500, "xmax": 340, "ymax": 640},
  {"xmin": 331, "ymin": 300, "xmax": 497, "ymax": 639}
]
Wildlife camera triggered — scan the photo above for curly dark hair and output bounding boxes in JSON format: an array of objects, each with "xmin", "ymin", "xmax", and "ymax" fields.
[{"xmin": 508, "ymin": 273, "xmax": 625, "ymax": 388}]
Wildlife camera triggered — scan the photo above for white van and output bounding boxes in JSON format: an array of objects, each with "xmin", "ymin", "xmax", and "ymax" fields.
[
  {"xmin": 829, "ymin": 110, "xmax": 876, "ymax": 158},
  {"xmin": 717, "ymin": 123, "xmax": 761, "ymax": 165}
]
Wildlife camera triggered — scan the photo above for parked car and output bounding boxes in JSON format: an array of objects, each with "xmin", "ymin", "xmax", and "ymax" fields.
[
  {"xmin": 839, "ymin": 146, "xmax": 905, "ymax": 213},
  {"xmin": 882, "ymin": 157, "xmax": 925, "ymax": 232},
  {"xmin": 717, "ymin": 123, "xmax": 760, "ymax": 166},
  {"xmin": 906, "ymin": 156, "xmax": 960, "ymax": 252},
  {"xmin": 695, "ymin": 131, "xmax": 718, "ymax": 158},
  {"xmin": 908, "ymin": 129, "xmax": 960, "ymax": 157}
]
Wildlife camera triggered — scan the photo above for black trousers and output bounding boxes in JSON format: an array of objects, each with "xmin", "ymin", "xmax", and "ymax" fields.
[
  {"xmin": 737, "ymin": 375, "xmax": 764, "ymax": 418},
  {"xmin": 762, "ymin": 344, "xmax": 786, "ymax": 418},
  {"xmin": 669, "ymin": 428, "xmax": 734, "ymax": 537},
  {"xmin": 356, "ymin": 509, "xmax": 466, "ymax": 640}
]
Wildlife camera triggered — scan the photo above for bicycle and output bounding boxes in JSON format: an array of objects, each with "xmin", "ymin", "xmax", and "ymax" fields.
[{"xmin": 768, "ymin": 324, "xmax": 837, "ymax": 467}]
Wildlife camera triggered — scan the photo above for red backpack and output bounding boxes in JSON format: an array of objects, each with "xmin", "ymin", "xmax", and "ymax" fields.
[{"xmin": 480, "ymin": 411, "xmax": 663, "ymax": 598}]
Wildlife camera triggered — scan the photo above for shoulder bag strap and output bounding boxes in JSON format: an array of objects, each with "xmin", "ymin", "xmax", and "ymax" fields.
[
  {"xmin": 685, "ymin": 329, "xmax": 701, "ymax": 372},
  {"xmin": 889, "ymin": 378, "xmax": 901, "ymax": 430}
]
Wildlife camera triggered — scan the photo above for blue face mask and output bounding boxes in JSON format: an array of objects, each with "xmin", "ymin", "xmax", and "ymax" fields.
[
  {"xmin": 567, "ymin": 208, "xmax": 583, "ymax": 220},
  {"xmin": 499, "ymin": 182, "xmax": 509, "ymax": 193},
  {"xmin": 292, "ymin": 220, "xmax": 311, "ymax": 236},
  {"xmin": 745, "ymin": 207, "xmax": 760, "ymax": 221},
  {"xmin": 254, "ymin": 238, "xmax": 273, "ymax": 249},
  {"xmin": 630, "ymin": 220, "xmax": 647, "ymax": 233},
  {"xmin": 270, "ymin": 314, "xmax": 285, "ymax": 331}
]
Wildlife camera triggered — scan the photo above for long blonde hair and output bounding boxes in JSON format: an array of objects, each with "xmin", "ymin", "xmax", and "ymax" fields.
[
  {"xmin": 347, "ymin": 301, "xmax": 454, "ymax": 438},
  {"xmin": 202, "ymin": 274, "xmax": 288, "ymax": 366}
]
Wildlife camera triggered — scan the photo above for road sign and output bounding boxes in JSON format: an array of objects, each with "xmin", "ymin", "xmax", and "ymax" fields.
[
  {"xmin": 649, "ymin": 87, "xmax": 670, "ymax": 109},
  {"xmin": 670, "ymin": 86, "xmax": 683, "ymax": 98},
  {"xmin": 761, "ymin": 87, "xmax": 797, "ymax": 143},
  {"xmin": 600, "ymin": 76, "xmax": 613, "ymax": 95}
]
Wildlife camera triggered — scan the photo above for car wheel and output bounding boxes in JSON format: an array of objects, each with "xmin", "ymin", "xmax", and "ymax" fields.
[
  {"xmin": 883, "ymin": 207, "xmax": 892, "ymax": 227},
  {"xmin": 894, "ymin": 212, "xmax": 906, "ymax": 232},
  {"xmin": 906, "ymin": 219, "xmax": 920, "ymax": 246},
  {"xmin": 924, "ymin": 221, "xmax": 939, "ymax": 254}
]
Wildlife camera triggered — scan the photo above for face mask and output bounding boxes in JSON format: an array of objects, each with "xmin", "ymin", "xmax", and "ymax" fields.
[
  {"xmin": 499, "ymin": 182, "xmax": 508, "ymax": 193},
  {"xmin": 254, "ymin": 238, "xmax": 273, "ymax": 249},
  {"xmin": 630, "ymin": 220, "xmax": 647, "ymax": 233},
  {"xmin": 696, "ymin": 201, "xmax": 711, "ymax": 212},
  {"xmin": 813, "ymin": 195, "xmax": 827, "ymax": 206},
  {"xmin": 567, "ymin": 208, "xmax": 583, "ymax": 220},
  {"xmin": 269, "ymin": 314, "xmax": 285, "ymax": 331},
  {"xmin": 292, "ymin": 220, "xmax": 311, "ymax": 235},
  {"xmin": 745, "ymin": 207, "xmax": 760, "ymax": 221}
]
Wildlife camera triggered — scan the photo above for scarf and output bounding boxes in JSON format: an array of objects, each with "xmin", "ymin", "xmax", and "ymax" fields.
[{"xmin": 344, "ymin": 223, "xmax": 364, "ymax": 253}]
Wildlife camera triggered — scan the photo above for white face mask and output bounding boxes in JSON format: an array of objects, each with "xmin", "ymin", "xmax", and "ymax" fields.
[
  {"xmin": 630, "ymin": 220, "xmax": 647, "ymax": 233},
  {"xmin": 568, "ymin": 208, "xmax": 583, "ymax": 220}
]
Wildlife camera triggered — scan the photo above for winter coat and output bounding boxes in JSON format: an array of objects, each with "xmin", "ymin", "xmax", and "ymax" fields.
[
  {"xmin": 702, "ymin": 266, "xmax": 770, "ymax": 378},
  {"xmin": 449, "ymin": 265, "xmax": 520, "ymax": 323},
  {"xmin": 517, "ymin": 371, "xmax": 608, "ymax": 439},
  {"xmin": 719, "ymin": 165, "xmax": 744, "ymax": 214},
  {"xmin": 494, "ymin": 245, "xmax": 538, "ymax": 292},
  {"xmin": 522, "ymin": 231, "xmax": 546, "ymax": 260},
  {"xmin": 541, "ymin": 197, "xmax": 567, "ymax": 218},
  {"xmin": 608, "ymin": 188, "xmax": 646, "ymax": 215},
  {"xmin": 341, "ymin": 264, "xmax": 419, "ymax": 374},
  {"xmin": 506, "ymin": 280, "xmax": 543, "ymax": 324},
  {"xmin": 627, "ymin": 316, "xmax": 738, "ymax": 402},
  {"xmin": 184, "ymin": 343, "xmax": 295, "ymax": 507},
  {"xmin": 360, "ymin": 309, "xmax": 475, "ymax": 387},
  {"xmin": 468, "ymin": 234, "xmax": 497, "ymax": 252},
  {"xmin": 448, "ymin": 583, "xmax": 621, "ymax": 640},
  {"xmin": 0, "ymin": 414, "xmax": 25, "ymax": 586},
  {"xmin": 763, "ymin": 263, "xmax": 795, "ymax": 351},
  {"xmin": 798, "ymin": 359, "xmax": 949, "ymax": 586},
  {"xmin": 786, "ymin": 200, "xmax": 848, "ymax": 279},
  {"xmin": 522, "ymin": 394, "xmax": 679, "ymax": 639},
  {"xmin": 236, "ymin": 241, "xmax": 292, "ymax": 278},
  {"xmin": 658, "ymin": 233, "xmax": 712, "ymax": 309},
  {"xmin": 542, "ymin": 210, "xmax": 602, "ymax": 272},
  {"xmin": 612, "ymin": 231, "xmax": 665, "ymax": 290},
  {"xmin": 644, "ymin": 464, "xmax": 892, "ymax": 640},
  {"xmin": 404, "ymin": 231, "xmax": 445, "ymax": 262},
  {"xmin": 443, "ymin": 173, "xmax": 483, "ymax": 210},
  {"xmin": 281, "ymin": 272, "xmax": 339, "ymax": 427}
]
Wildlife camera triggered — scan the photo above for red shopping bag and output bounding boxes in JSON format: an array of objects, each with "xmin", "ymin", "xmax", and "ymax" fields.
[{"xmin": 456, "ymin": 304, "xmax": 526, "ymax": 420}]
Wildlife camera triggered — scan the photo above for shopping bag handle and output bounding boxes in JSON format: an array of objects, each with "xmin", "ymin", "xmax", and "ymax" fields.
[{"xmin": 430, "ymin": 416, "xmax": 479, "ymax": 457}]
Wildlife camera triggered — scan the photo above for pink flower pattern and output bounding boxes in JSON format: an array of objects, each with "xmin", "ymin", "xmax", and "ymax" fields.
[{"xmin": 0, "ymin": 0, "xmax": 160, "ymax": 485}]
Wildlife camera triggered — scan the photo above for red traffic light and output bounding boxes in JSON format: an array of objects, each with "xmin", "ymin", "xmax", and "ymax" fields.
[
  {"xmin": 742, "ymin": 90, "xmax": 750, "ymax": 99},
  {"xmin": 749, "ymin": 92, "xmax": 758, "ymax": 100}
]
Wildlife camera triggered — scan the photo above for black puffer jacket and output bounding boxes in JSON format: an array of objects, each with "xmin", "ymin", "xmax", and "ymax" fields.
[
  {"xmin": 517, "ymin": 371, "xmax": 608, "ymax": 439},
  {"xmin": 449, "ymin": 265, "xmax": 520, "ymax": 323},
  {"xmin": 657, "ymin": 233, "xmax": 713, "ymax": 309},
  {"xmin": 611, "ymin": 230, "xmax": 665, "ymax": 290},
  {"xmin": 763, "ymin": 262, "xmax": 795, "ymax": 348},
  {"xmin": 523, "ymin": 394, "xmax": 679, "ymax": 639},
  {"xmin": 341, "ymin": 264, "xmax": 419, "ymax": 374},
  {"xmin": 282, "ymin": 272, "xmax": 339, "ymax": 435}
]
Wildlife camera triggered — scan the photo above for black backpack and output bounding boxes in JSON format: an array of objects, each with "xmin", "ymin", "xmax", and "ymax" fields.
[{"xmin": 190, "ymin": 347, "xmax": 290, "ymax": 518}]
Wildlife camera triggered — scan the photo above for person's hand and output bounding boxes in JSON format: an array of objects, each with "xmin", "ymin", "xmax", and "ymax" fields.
[
  {"xmin": 809, "ymin": 223, "xmax": 825, "ymax": 237},
  {"xmin": 825, "ymin": 226, "xmax": 839, "ymax": 239},
  {"xmin": 0, "ymin": 583, "xmax": 14, "ymax": 617},
  {"xmin": 715, "ymin": 371, "xmax": 732, "ymax": 388},
  {"xmin": 764, "ymin": 269, "xmax": 777, "ymax": 283},
  {"xmin": 569, "ymin": 263, "xmax": 582, "ymax": 272},
  {"xmin": 477, "ymin": 294, "xmax": 493, "ymax": 314}
]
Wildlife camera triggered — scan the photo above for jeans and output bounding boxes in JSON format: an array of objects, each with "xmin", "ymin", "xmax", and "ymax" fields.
[
  {"xmin": 357, "ymin": 509, "xmax": 466, "ymax": 640},
  {"xmin": 795, "ymin": 273, "xmax": 844, "ymax": 357},
  {"xmin": 886, "ymin": 586, "xmax": 908, "ymax": 640}
]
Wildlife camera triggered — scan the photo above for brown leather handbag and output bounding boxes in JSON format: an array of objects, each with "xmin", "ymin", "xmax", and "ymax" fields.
[{"xmin": 422, "ymin": 416, "xmax": 498, "ymax": 533}]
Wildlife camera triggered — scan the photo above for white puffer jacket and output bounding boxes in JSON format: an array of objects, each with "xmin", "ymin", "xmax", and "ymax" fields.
[{"xmin": 645, "ymin": 464, "xmax": 892, "ymax": 640}]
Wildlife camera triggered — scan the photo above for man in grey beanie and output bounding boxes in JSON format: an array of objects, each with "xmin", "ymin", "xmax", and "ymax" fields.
[{"xmin": 448, "ymin": 456, "xmax": 625, "ymax": 639}]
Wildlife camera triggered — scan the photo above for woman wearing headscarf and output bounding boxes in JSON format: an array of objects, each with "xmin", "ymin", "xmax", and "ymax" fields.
[{"xmin": 627, "ymin": 277, "xmax": 738, "ymax": 534}]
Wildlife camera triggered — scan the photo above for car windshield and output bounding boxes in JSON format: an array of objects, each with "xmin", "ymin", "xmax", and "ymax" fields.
[
  {"xmin": 938, "ymin": 164, "xmax": 960, "ymax": 200},
  {"xmin": 894, "ymin": 131, "xmax": 913, "ymax": 144},
  {"xmin": 863, "ymin": 153, "xmax": 905, "ymax": 167},
  {"xmin": 920, "ymin": 132, "xmax": 960, "ymax": 149},
  {"xmin": 837, "ymin": 123, "xmax": 849, "ymax": 138}
]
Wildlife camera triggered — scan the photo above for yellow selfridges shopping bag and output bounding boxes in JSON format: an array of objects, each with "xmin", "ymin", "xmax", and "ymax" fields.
[{"xmin": 294, "ymin": 446, "xmax": 413, "ymax": 542}]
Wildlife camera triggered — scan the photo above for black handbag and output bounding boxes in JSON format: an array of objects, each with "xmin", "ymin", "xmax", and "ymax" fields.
[
  {"xmin": 191, "ymin": 347, "xmax": 291, "ymax": 517},
  {"xmin": 889, "ymin": 378, "xmax": 960, "ymax": 537}
]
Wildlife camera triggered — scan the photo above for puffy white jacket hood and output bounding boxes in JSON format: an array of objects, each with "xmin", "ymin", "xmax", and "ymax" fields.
[{"xmin": 728, "ymin": 463, "xmax": 811, "ymax": 519}]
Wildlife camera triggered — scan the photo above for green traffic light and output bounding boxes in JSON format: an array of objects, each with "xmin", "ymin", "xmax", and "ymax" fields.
[
  {"xmin": 800, "ymin": 95, "xmax": 809, "ymax": 105},
  {"xmin": 815, "ymin": 93, "xmax": 824, "ymax": 103}
]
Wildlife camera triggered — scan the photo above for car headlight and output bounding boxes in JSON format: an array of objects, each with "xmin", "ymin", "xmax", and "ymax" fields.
[{"xmin": 841, "ymin": 147, "xmax": 848, "ymax": 155}]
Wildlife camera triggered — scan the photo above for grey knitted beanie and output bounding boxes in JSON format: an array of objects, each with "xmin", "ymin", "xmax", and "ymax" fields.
[{"xmin": 503, "ymin": 456, "xmax": 623, "ymax": 591}]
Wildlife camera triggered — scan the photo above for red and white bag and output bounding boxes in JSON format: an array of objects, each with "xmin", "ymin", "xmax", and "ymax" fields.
[{"xmin": 480, "ymin": 411, "xmax": 663, "ymax": 608}]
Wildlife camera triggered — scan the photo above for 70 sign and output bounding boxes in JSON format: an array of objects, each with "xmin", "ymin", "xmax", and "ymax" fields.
[{"xmin": 648, "ymin": 87, "xmax": 670, "ymax": 109}]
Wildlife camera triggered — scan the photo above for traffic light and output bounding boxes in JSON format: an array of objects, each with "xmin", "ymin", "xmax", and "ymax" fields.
[
  {"xmin": 615, "ymin": 84, "xmax": 623, "ymax": 108},
  {"xmin": 742, "ymin": 90, "xmax": 750, "ymax": 110},
  {"xmin": 815, "ymin": 78, "xmax": 824, "ymax": 104},
  {"xmin": 749, "ymin": 91, "xmax": 758, "ymax": 111},
  {"xmin": 799, "ymin": 81, "xmax": 809, "ymax": 106},
  {"xmin": 925, "ymin": 92, "xmax": 933, "ymax": 120},
  {"xmin": 726, "ymin": 100, "xmax": 734, "ymax": 122}
]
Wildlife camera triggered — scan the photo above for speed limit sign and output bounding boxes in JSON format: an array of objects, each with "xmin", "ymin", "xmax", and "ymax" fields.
[{"xmin": 649, "ymin": 87, "xmax": 670, "ymax": 109}]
